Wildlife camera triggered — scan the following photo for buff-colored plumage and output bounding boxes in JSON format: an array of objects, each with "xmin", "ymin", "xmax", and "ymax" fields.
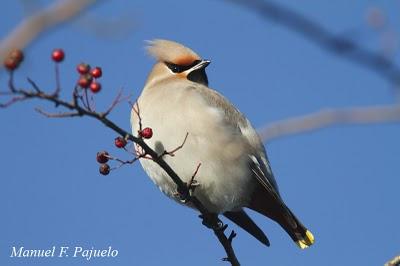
[
  {"xmin": 146, "ymin": 39, "xmax": 200, "ymax": 65},
  {"xmin": 131, "ymin": 39, "xmax": 314, "ymax": 249}
]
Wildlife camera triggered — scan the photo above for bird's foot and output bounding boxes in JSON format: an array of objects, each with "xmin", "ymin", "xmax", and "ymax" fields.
[
  {"xmin": 174, "ymin": 163, "xmax": 202, "ymax": 203},
  {"xmin": 199, "ymin": 214, "xmax": 224, "ymax": 230},
  {"xmin": 175, "ymin": 179, "xmax": 200, "ymax": 203}
]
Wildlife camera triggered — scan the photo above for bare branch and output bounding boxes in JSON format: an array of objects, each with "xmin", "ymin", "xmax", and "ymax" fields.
[
  {"xmin": 189, "ymin": 162, "xmax": 202, "ymax": 187},
  {"xmin": 0, "ymin": 0, "xmax": 96, "ymax": 62},
  {"xmin": 226, "ymin": 0, "xmax": 400, "ymax": 85},
  {"xmin": 131, "ymin": 99, "xmax": 142, "ymax": 132},
  {"xmin": 215, "ymin": 224, "xmax": 240, "ymax": 266},
  {"xmin": 259, "ymin": 104, "xmax": 400, "ymax": 142},
  {"xmin": 160, "ymin": 132, "xmax": 189, "ymax": 157},
  {"xmin": 27, "ymin": 77, "xmax": 43, "ymax": 93},
  {"xmin": 2, "ymin": 74, "xmax": 240, "ymax": 265},
  {"xmin": 0, "ymin": 95, "xmax": 28, "ymax": 108},
  {"xmin": 177, "ymin": 163, "xmax": 202, "ymax": 203},
  {"xmin": 102, "ymin": 89, "xmax": 131, "ymax": 117}
]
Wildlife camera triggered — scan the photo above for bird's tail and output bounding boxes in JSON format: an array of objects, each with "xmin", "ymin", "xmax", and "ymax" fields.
[
  {"xmin": 248, "ymin": 186, "xmax": 315, "ymax": 249},
  {"xmin": 279, "ymin": 207, "xmax": 315, "ymax": 249}
]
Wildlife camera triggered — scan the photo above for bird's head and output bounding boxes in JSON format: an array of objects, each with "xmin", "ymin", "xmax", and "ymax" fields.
[{"xmin": 144, "ymin": 39, "xmax": 210, "ymax": 88}]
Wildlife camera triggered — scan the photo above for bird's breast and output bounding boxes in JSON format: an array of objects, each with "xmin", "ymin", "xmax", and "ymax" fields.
[{"xmin": 131, "ymin": 84, "xmax": 255, "ymax": 213}]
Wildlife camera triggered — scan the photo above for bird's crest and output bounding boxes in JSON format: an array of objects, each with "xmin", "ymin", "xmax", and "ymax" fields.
[{"xmin": 146, "ymin": 39, "xmax": 200, "ymax": 66}]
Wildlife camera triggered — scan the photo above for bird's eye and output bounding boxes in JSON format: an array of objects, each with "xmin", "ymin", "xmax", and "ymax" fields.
[
  {"xmin": 165, "ymin": 60, "xmax": 202, "ymax": 73},
  {"xmin": 165, "ymin": 62, "xmax": 184, "ymax": 73}
]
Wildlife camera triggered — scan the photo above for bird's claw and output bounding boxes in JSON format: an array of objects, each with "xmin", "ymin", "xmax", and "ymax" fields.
[
  {"xmin": 175, "ymin": 178, "xmax": 200, "ymax": 203},
  {"xmin": 199, "ymin": 214, "xmax": 224, "ymax": 230}
]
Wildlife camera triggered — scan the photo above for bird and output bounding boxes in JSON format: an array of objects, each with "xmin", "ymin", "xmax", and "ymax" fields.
[{"xmin": 131, "ymin": 39, "xmax": 314, "ymax": 249}]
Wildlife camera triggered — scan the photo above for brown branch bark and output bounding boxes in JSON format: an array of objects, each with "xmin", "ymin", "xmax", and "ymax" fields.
[
  {"xmin": 0, "ymin": 0, "xmax": 97, "ymax": 62},
  {"xmin": 226, "ymin": 0, "xmax": 400, "ymax": 85},
  {"xmin": 259, "ymin": 104, "xmax": 400, "ymax": 142}
]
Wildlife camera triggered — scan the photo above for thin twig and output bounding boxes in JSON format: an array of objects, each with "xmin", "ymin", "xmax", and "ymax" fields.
[
  {"xmin": 132, "ymin": 99, "xmax": 142, "ymax": 131},
  {"xmin": 189, "ymin": 162, "xmax": 202, "ymax": 187},
  {"xmin": 27, "ymin": 77, "xmax": 42, "ymax": 93},
  {"xmin": 108, "ymin": 154, "xmax": 143, "ymax": 170},
  {"xmin": 178, "ymin": 163, "xmax": 202, "ymax": 203},
  {"xmin": 160, "ymin": 132, "xmax": 189, "ymax": 157},
  {"xmin": 102, "ymin": 89, "xmax": 131, "ymax": 117},
  {"xmin": 0, "ymin": 95, "xmax": 28, "ymax": 108}
]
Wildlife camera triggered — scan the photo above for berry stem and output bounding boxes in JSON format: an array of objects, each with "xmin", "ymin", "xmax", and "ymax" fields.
[
  {"xmin": 84, "ymin": 86, "xmax": 91, "ymax": 111},
  {"xmin": 8, "ymin": 71, "xmax": 16, "ymax": 92},
  {"xmin": 54, "ymin": 62, "xmax": 61, "ymax": 97}
]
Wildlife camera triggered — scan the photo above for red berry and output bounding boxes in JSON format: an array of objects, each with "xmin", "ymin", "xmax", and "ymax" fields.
[
  {"xmin": 51, "ymin": 49, "xmax": 65, "ymax": 62},
  {"xmin": 90, "ymin": 81, "xmax": 101, "ymax": 93},
  {"xmin": 96, "ymin": 151, "xmax": 109, "ymax": 164},
  {"xmin": 90, "ymin": 67, "xmax": 102, "ymax": 78},
  {"xmin": 76, "ymin": 63, "xmax": 90, "ymax": 75},
  {"xmin": 78, "ymin": 74, "xmax": 92, "ymax": 88},
  {"xmin": 3, "ymin": 57, "xmax": 19, "ymax": 71},
  {"xmin": 114, "ymin": 137, "xmax": 127, "ymax": 148},
  {"xmin": 139, "ymin": 127, "xmax": 153, "ymax": 139},
  {"xmin": 9, "ymin": 49, "xmax": 24, "ymax": 62},
  {"xmin": 99, "ymin": 164, "xmax": 110, "ymax": 175}
]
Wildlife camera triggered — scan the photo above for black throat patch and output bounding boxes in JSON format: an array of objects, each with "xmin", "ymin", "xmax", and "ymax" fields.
[{"xmin": 187, "ymin": 68, "xmax": 208, "ymax": 86}]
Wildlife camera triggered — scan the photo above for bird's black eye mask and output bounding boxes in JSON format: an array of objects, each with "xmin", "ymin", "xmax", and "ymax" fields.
[{"xmin": 165, "ymin": 60, "xmax": 201, "ymax": 73}]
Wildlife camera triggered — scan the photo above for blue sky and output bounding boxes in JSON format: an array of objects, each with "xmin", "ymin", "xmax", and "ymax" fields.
[{"xmin": 1, "ymin": 1, "xmax": 399, "ymax": 265}]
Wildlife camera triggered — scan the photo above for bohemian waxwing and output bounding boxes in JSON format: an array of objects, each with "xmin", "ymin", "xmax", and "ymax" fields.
[{"xmin": 131, "ymin": 39, "xmax": 314, "ymax": 249}]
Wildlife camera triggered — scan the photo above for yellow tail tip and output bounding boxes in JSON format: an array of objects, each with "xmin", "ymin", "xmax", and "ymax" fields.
[{"xmin": 296, "ymin": 230, "xmax": 315, "ymax": 249}]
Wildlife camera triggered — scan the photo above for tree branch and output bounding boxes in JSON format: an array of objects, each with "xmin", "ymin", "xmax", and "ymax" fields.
[
  {"xmin": 259, "ymin": 104, "xmax": 400, "ymax": 142},
  {"xmin": 1, "ymin": 72, "xmax": 240, "ymax": 265},
  {"xmin": 0, "ymin": 0, "xmax": 97, "ymax": 62},
  {"xmin": 226, "ymin": 0, "xmax": 400, "ymax": 85}
]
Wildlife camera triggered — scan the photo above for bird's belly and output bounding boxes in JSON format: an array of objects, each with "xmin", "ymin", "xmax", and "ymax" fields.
[
  {"xmin": 137, "ymin": 137, "xmax": 254, "ymax": 214},
  {"xmin": 132, "ymin": 88, "xmax": 255, "ymax": 213}
]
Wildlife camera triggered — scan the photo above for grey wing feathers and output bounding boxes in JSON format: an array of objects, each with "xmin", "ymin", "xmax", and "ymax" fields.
[
  {"xmin": 191, "ymin": 85, "xmax": 248, "ymax": 130},
  {"xmin": 193, "ymin": 84, "xmax": 280, "ymax": 195},
  {"xmin": 249, "ymin": 155, "xmax": 281, "ymax": 199}
]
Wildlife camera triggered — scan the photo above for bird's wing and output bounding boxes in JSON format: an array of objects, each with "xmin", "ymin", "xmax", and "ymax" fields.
[
  {"xmin": 223, "ymin": 209, "xmax": 270, "ymax": 246},
  {"xmin": 193, "ymin": 85, "xmax": 280, "ymax": 194}
]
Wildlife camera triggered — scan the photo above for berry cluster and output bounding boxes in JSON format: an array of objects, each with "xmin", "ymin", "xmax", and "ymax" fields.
[
  {"xmin": 76, "ymin": 63, "xmax": 103, "ymax": 93},
  {"xmin": 96, "ymin": 151, "xmax": 111, "ymax": 175},
  {"xmin": 96, "ymin": 127, "xmax": 154, "ymax": 176},
  {"xmin": 3, "ymin": 49, "xmax": 24, "ymax": 71}
]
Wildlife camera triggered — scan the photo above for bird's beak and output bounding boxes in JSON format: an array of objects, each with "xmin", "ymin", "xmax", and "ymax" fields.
[{"xmin": 189, "ymin": 60, "xmax": 211, "ymax": 72}]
